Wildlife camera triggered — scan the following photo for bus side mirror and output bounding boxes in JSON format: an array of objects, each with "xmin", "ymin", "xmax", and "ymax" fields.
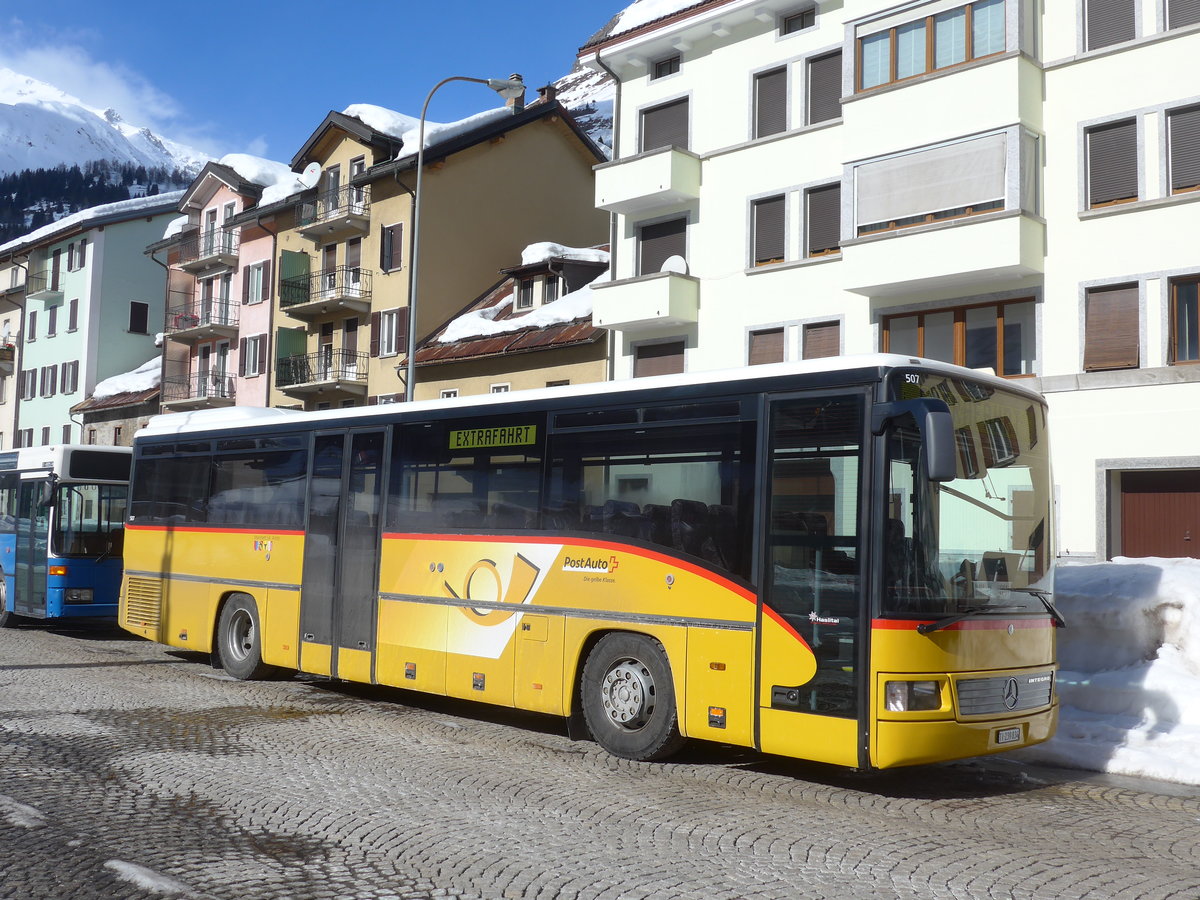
[
  {"xmin": 872, "ymin": 398, "xmax": 957, "ymax": 483},
  {"xmin": 38, "ymin": 479, "xmax": 57, "ymax": 509}
]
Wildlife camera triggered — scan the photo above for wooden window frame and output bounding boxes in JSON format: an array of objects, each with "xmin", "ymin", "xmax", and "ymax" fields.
[
  {"xmin": 881, "ymin": 298, "xmax": 1037, "ymax": 378},
  {"xmin": 855, "ymin": 0, "xmax": 1007, "ymax": 93},
  {"xmin": 1169, "ymin": 276, "xmax": 1200, "ymax": 366}
]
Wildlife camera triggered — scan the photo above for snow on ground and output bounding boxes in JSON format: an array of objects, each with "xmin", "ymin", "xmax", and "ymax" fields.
[
  {"xmin": 1014, "ymin": 557, "xmax": 1200, "ymax": 785},
  {"xmin": 103, "ymin": 861, "xmax": 195, "ymax": 896},
  {"xmin": 91, "ymin": 357, "xmax": 160, "ymax": 400}
]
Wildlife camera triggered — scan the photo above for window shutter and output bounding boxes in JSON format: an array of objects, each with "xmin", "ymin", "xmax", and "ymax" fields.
[
  {"xmin": 807, "ymin": 51, "xmax": 842, "ymax": 125},
  {"xmin": 633, "ymin": 340, "xmax": 685, "ymax": 377},
  {"xmin": 397, "ymin": 307, "xmax": 410, "ymax": 350},
  {"xmin": 753, "ymin": 196, "xmax": 785, "ymax": 265},
  {"xmin": 380, "ymin": 226, "xmax": 391, "ymax": 270},
  {"xmin": 1169, "ymin": 106, "xmax": 1200, "ymax": 193},
  {"xmin": 368, "ymin": 395, "xmax": 379, "ymax": 406},
  {"xmin": 754, "ymin": 68, "xmax": 787, "ymax": 138},
  {"xmin": 803, "ymin": 321, "xmax": 840, "ymax": 359},
  {"xmin": 69, "ymin": 298, "xmax": 78, "ymax": 331},
  {"xmin": 1086, "ymin": 0, "xmax": 1136, "ymax": 49},
  {"xmin": 78, "ymin": 238, "xmax": 87, "ymax": 267},
  {"xmin": 1088, "ymin": 119, "xmax": 1138, "ymax": 206},
  {"xmin": 1170, "ymin": 0, "xmax": 1200, "ymax": 28},
  {"xmin": 807, "ymin": 183, "xmax": 842, "ymax": 257},
  {"xmin": 239, "ymin": 338, "xmax": 247, "ymax": 376},
  {"xmin": 640, "ymin": 99, "xmax": 689, "ymax": 152},
  {"xmin": 258, "ymin": 335, "xmax": 267, "ymax": 374},
  {"xmin": 749, "ymin": 328, "xmax": 785, "ymax": 365},
  {"xmin": 370, "ymin": 311, "xmax": 382, "ymax": 357},
  {"xmin": 241, "ymin": 265, "xmax": 251, "ymax": 304},
  {"xmin": 262, "ymin": 260, "xmax": 273, "ymax": 302},
  {"xmin": 1084, "ymin": 284, "xmax": 1139, "ymax": 370},
  {"xmin": 638, "ymin": 217, "xmax": 686, "ymax": 276},
  {"xmin": 391, "ymin": 224, "xmax": 403, "ymax": 270}
]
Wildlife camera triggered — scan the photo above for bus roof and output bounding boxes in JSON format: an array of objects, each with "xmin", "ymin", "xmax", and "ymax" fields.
[
  {"xmin": 138, "ymin": 354, "xmax": 1047, "ymax": 440},
  {"xmin": 0, "ymin": 444, "xmax": 131, "ymax": 476}
]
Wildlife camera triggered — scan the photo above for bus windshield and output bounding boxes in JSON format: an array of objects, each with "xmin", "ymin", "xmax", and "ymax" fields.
[
  {"xmin": 52, "ymin": 483, "xmax": 128, "ymax": 558},
  {"xmin": 884, "ymin": 374, "xmax": 1052, "ymax": 618}
]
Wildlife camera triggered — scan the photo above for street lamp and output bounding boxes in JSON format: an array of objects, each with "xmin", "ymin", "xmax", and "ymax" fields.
[{"xmin": 404, "ymin": 73, "xmax": 526, "ymax": 402}]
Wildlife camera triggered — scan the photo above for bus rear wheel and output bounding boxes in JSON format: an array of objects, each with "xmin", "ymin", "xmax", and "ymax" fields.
[
  {"xmin": 216, "ymin": 594, "xmax": 281, "ymax": 681},
  {"xmin": 580, "ymin": 633, "xmax": 686, "ymax": 762}
]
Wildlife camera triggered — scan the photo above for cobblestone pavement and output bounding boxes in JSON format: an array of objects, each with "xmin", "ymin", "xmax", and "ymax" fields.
[{"xmin": 1, "ymin": 625, "xmax": 1199, "ymax": 900}]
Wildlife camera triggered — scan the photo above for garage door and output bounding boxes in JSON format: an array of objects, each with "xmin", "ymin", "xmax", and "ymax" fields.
[{"xmin": 1121, "ymin": 470, "xmax": 1200, "ymax": 558}]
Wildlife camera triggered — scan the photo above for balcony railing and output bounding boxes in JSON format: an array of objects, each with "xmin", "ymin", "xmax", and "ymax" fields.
[
  {"xmin": 161, "ymin": 372, "xmax": 236, "ymax": 404},
  {"xmin": 297, "ymin": 186, "xmax": 371, "ymax": 238},
  {"xmin": 177, "ymin": 230, "xmax": 240, "ymax": 270},
  {"xmin": 164, "ymin": 299, "xmax": 240, "ymax": 339},
  {"xmin": 276, "ymin": 349, "xmax": 368, "ymax": 390},
  {"xmin": 26, "ymin": 269, "xmax": 62, "ymax": 300},
  {"xmin": 279, "ymin": 267, "xmax": 372, "ymax": 317}
]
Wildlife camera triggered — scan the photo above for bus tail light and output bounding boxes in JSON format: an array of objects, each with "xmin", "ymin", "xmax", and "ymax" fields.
[
  {"xmin": 885, "ymin": 680, "xmax": 940, "ymax": 712},
  {"xmin": 65, "ymin": 588, "xmax": 93, "ymax": 604},
  {"xmin": 49, "ymin": 565, "xmax": 68, "ymax": 577}
]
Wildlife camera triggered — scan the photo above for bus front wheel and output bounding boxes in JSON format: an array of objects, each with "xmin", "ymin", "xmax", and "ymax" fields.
[
  {"xmin": 580, "ymin": 633, "xmax": 686, "ymax": 762},
  {"xmin": 216, "ymin": 594, "xmax": 281, "ymax": 680}
]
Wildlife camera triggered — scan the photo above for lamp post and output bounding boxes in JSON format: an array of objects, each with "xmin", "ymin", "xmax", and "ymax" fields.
[{"xmin": 404, "ymin": 74, "xmax": 526, "ymax": 402}]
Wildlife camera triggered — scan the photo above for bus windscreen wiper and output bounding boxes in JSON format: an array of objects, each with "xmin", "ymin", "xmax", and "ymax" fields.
[
  {"xmin": 1009, "ymin": 587, "xmax": 1067, "ymax": 629},
  {"xmin": 916, "ymin": 605, "xmax": 1028, "ymax": 635}
]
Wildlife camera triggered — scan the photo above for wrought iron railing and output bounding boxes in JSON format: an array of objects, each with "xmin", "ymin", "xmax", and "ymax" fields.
[
  {"xmin": 279, "ymin": 267, "xmax": 372, "ymax": 309},
  {"xmin": 164, "ymin": 299, "xmax": 239, "ymax": 333},
  {"xmin": 276, "ymin": 349, "xmax": 368, "ymax": 388},
  {"xmin": 298, "ymin": 185, "xmax": 371, "ymax": 227},
  {"xmin": 177, "ymin": 229, "xmax": 239, "ymax": 264},
  {"xmin": 162, "ymin": 372, "xmax": 236, "ymax": 403}
]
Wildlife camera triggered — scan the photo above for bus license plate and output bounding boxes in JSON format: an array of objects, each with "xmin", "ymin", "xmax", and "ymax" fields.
[{"xmin": 996, "ymin": 726, "xmax": 1022, "ymax": 745}]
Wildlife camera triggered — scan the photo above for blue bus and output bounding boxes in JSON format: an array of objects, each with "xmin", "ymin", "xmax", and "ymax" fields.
[{"xmin": 0, "ymin": 445, "xmax": 131, "ymax": 627}]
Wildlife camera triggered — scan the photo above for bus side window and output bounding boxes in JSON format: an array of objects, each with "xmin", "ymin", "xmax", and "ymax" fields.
[{"xmin": 130, "ymin": 455, "xmax": 212, "ymax": 523}]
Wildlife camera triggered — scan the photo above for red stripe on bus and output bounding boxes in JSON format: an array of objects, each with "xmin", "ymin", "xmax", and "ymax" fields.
[
  {"xmin": 871, "ymin": 618, "xmax": 1054, "ymax": 631},
  {"xmin": 124, "ymin": 523, "xmax": 305, "ymax": 536},
  {"xmin": 381, "ymin": 531, "xmax": 757, "ymax": 603}
]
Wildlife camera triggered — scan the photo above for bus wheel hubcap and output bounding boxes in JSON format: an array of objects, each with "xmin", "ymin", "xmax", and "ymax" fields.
[
  {"xmin": 228, "ymin": 610, "xmax": 253, "ymax": 661},
  {"xmin": 602, "ymin": 659, "xmax": 654, "ymax": 728}
]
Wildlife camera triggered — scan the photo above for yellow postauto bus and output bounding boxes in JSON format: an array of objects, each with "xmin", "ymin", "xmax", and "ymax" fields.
[{"xmin": 120, "ymin": 355, "xmax": 1059, "ymax": 769}]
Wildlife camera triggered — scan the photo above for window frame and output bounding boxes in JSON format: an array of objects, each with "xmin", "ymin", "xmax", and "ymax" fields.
[
  {"xmin": 882, "ymin": 297, "xmax": 1038, "ymax": 378},
  {"xmin": 780, "ymin": 7, "xmax": 816, "ymax": 35},
  {"xmin": 1085, "ymin": 117, "xmax": 1139, "ymax": 209},
  {"xmin": 652, "ymin": 55, "xmax": 681, "ymax": 80},
  {"xmin": 129, "ymin": 301, "xmax": 150, "ymax": 334},
  {"xmin": 752, "ymin": 194, "xmax": 786, "ymax": 267},
  {"xmin": 1169, "ymin": 276, "xmax": 1200, "ymax": 365},
  {"xmin": 1167, "ymin": 104, "xmax": 1200, "ymax": 196},
  {"xmin": 805, "ymin": 182, "xmax": 842, "ymax": 258},
  {"xmin": 753, "ymin": 66, "xmax": 788, "ymax": 139}
]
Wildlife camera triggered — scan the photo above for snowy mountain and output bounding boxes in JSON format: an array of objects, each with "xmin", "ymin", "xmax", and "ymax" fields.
[{"xmin": 0, "ymin": 67, "xmax": 209, "ymax": 176}]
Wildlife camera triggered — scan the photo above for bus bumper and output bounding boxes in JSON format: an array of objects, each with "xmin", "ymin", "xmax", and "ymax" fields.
[{"xmin": 872, "ymin": 703, "xmax": 1058, "ymax": 769}]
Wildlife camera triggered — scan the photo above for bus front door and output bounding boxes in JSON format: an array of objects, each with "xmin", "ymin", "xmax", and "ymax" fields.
[
  {"xmin": 757, "ymin": 393, "xmax": 866, "ymax": 768},
  {"xmin": 299, "ymin": 429, "xmax": 386, "ymax": 681},
  {"xmin": 14, "ymin": 479, "xmax": 50, "ymax": 618}
]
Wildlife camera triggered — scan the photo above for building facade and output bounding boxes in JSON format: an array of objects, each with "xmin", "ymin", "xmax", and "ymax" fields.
[{"xmin": 579, "ymin": 0, "xmax": 1200, "ymax": 561}]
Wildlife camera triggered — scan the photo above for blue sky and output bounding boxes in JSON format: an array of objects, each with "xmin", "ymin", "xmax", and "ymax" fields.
[{"xmin": 0, "ymin": 1, "xmax": 622, "ymax": 163}]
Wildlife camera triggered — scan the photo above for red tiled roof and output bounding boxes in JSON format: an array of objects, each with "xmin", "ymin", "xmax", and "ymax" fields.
[{"xmin": 70, "ymin": 387, "xmax": 160, "ymax": 415}]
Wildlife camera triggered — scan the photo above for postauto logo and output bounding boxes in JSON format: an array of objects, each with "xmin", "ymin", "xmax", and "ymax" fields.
[{"xmin": 562, "ymin": 554, "xmax": 620, "ymax": 574}]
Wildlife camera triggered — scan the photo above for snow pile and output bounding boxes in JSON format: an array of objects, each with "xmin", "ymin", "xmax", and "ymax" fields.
[
  {"xmin": 612, "ymin": 0, "xmax": 703, "ymax": 36},
  {"xmin": 1015, "ymin": 557, "xmax": 1200, "ymax": 785},
  {"xmin": 344, "ymin": 103, "xmax": 513, "ymax": 156},
  {"xmin": 438, "ymin": 268, "xmax": 610, "ymax": 344},
  {"xmin": 521, "ymin": 243, "xmax": 609, "ymax": 266},
  {"xmin": 162, "ymin": 215, "xmax": 188, "ymax": 239},
  {"xmin": 220, "ymin": 152, "xmax": 304, "ymax": 207},
  {"xmin": 92, "ymin": 357, "xmax": 160, "ymax": 400},
  {"xmin": 0, "ymin": 191, "xmax": 183, "ymax": 255}
]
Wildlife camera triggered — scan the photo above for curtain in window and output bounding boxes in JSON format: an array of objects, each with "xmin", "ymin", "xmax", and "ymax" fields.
[
  {"xmin": 855, "ymin": 132, "xmax": 1007, "ymax": 227},
  {"xmin": 972, "ymin": 0, "xmax": 1006, "ymax": 56},
  {"xmin": 896, "ymin": 20, "xmax": 927, "ymax": 78},
  {"xmin": 934, "ymin": 9, "xmax": 967, "ymax": 68},
  {"xmin": 859, "ymin": 32, "xmax": 890, "ymax": 89}
]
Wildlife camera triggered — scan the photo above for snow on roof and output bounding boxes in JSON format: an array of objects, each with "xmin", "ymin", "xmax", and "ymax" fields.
[
  {"xmin": 1016, "ymin": 557, "xmax": 1200, "ymax": 785},
  {"xmin": 162, "ymin": 215, "xmax": 189, "ymax": 239},
  {"xmin": 92, "ymin": 356, "xmax": 160, "ymax": 400},
  {"xmin": 437, "ymin": 269, "xmax": 609, "ymax": 344},
  {"xmin": 343, "ymin": 103, "xmax": 513, "ymax": 155},
  {"xmin": 520, "ymin": 242, "xmax": 610, "ymax": 266},
  {"xmin": 612, "ymin": 0, "xmax": 707, "ymax": 36},
  {"xmin": 0, "ymin": 191, "xmax": 184, "ymax": 256},
  {"xmin": 219, "ymin": 153, "xmax": 302, "ymax": 206}
]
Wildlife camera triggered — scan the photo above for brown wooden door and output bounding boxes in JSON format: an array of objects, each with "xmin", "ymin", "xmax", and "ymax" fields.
[{"xmin": 1121, "ymin": 470, "xmax": 1200, "ymax": 558}]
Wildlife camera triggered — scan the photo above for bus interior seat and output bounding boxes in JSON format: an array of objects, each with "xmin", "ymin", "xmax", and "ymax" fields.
[
  {"xmin": 671, "ymin": 499, "xmax": 712, "ymax": 560},
  {"xmin": 602, "ymin": 499, "xmax": 643, "ymax": 537},
  {"xmin": 490, "ymin": 501, "xmax": 533, "ymax": 530},
  {"xmin": 640, "ymin": 503, "xmax": 671, "ymax": 546},
  {"xmin": 709, "ymin": 504, "xmax": 736, "ymax": 569}
]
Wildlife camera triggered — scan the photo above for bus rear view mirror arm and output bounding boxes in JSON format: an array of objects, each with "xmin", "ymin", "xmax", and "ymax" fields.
[{"xmin": 871, "ymin": 399, "xmax": 956, "ymax": 482}]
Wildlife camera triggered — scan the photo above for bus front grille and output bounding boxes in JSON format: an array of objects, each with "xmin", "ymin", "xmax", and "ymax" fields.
[
  {"xmin": 955, "ymin": 670, "xmax": 1054, "ymax": 717},
  {"xmin": 124, "ymin": 577, "xmax": 163, "ymax": 631}
]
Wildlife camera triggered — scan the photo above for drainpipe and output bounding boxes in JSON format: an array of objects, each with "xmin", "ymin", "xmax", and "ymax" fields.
[
  {"xmin": 595, "ymin": 48, "xmax": 622, "ymax": 383},
  {"xmin": 6, "ymin": 255, "xmax": 28, "ymax": 445},
  {"xmin": 255, "ymin": 212, "xmax": 278, "ymax": 408},
  {"xmin": 145, "ymin": 247, "xmax": 171, "ymax": 427}
]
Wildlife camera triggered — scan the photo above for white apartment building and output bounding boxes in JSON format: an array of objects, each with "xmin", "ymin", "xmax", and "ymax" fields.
[{"xmin": 580, "ymin": 0, "xmax": 1200, "ymax": 562}]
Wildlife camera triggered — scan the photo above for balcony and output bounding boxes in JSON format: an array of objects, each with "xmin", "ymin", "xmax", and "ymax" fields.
[
  {"xmin": 841, "ymin": 211, "xmax": 1045, "ymax": 298},
  {"xmin": 297, "ymin": 186, "xmax": 371, "ymax": 240},
  {"xmin": 160, "ymin": 372, "xmax": 236, "ymax": 411},
  {"xmin": 595, "ymin": 147, "xmax": 701, "ymax": 216},
  {"xmin": 276, "ymin": 349, "xmax": 368, "ymax": 398},
  {"xmin": 177, "ymin": 230, "xmax": 240, "ymax": 272},
  {"xmin": 280, "ymin": 267, "xmax": 373, "ymax": 320},
  {"xmin": 0, "ymin": 344, "xmax": 14, "ymax": 377},
  {"xmin": 164, "ymin": 299, "xmax": 239, "ymax": 343},
  {"xmin": 591, "ymin": 272, "xmax": 700, "ymax": 331},
  {"xmin": 26, "ymin": 270, "xmax": 63, "ymax": 302}
]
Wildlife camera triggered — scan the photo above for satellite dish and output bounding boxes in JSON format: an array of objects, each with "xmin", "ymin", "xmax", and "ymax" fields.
[{"xmin": 298, "ymin": 162, "xmax": 322, "ymax": 188}]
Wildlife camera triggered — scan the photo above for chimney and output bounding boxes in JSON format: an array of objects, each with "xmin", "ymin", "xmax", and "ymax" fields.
[
  {"xmin": 506, "ymin": 73, "xmax": 526, "ymax": 114},
  {"xmin": 537, "ymin": 83, "xmax": 558, "ymax": 105}
]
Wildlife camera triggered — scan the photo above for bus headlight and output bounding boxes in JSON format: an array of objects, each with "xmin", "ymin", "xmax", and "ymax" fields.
[
  {"xmin": 64, "ymin": 588, "xmax": 93, "ymax": 604},
  {"xmin": 885, "ymin": 680, "xmax": 940, "ymax": 712}
]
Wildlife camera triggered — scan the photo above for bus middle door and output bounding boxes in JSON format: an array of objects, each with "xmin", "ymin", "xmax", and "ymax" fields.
[
  {"xmin": 14, "ymin": 477, "xmax": 50, "ymax": 618},
  {"xmin": 299, "ymin": 429, "xmax": 386, "ymax": 682},
  {"xmin": 757, "ymin": 392, "xmax": 867, "ymax": 768}
]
